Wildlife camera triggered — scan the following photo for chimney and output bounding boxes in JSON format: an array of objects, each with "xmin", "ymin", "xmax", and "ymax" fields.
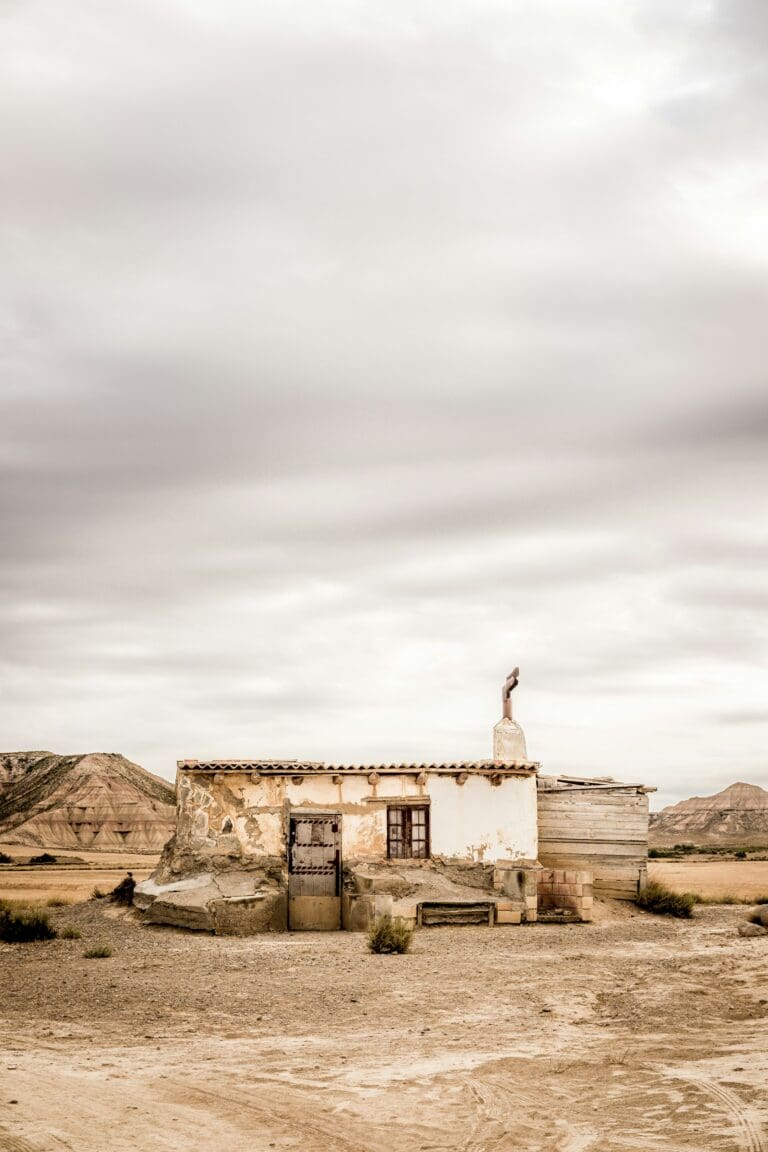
[{"xmin": 493, "ymin": 668, "xmax": 528, "ymax": 762}]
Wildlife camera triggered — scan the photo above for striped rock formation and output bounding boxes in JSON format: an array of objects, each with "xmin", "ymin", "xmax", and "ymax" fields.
[
  {"xmin": 0, "ymin": 751, "xmax": 175, "ymax": 852},
  {"xmin": 650, "ymin": 781, "xmax": 768, "ymax": 847}
]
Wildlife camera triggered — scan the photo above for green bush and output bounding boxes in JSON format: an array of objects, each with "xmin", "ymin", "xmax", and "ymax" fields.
[
  {"xmin": 60, "ymin": 926, "xmax": 82, "ymax": 940},
  {"xmin": 754, "ymin": 895, "xmax": 768, "ymax": 905},
  {"xmin": 91, "ymin": 886, "xmax": 106, "ymax": 900},
  {"xmin": 46, "ymin": 897, "xmax": 71, "ymax": 908},
  {"xmin": 83, "ymin": 946, "xmax": 112, "ymax": 959},
  {"xmin": 0, "ymin": 907, "xmax": 57, "ymax": 942},
  {"xmin": 28, "ymin": 853, "xmax": 57, "ymax": 865},
  {"xmin": 735, "ymin": 850, "xmax": 747, "ymax": 860},
  {"xmin": 367, "ymin": 915, "xmax": 414, "ymax": 954},
  {"xmin": 635, "ymin": 881, "xmax": 695, "ymax": 918},
  {"xmin": 0, "ymin": 851, "xmax": 12, "ymax": 864}
]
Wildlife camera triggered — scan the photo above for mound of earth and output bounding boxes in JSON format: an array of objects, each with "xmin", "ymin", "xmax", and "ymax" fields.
[
  {"xmin": 0, "ymin": 751, "xmax": 175, "ymax": 852},
  {"xmin": 650, "ymin": 781, "xmax": 768, "ymax": 847}
]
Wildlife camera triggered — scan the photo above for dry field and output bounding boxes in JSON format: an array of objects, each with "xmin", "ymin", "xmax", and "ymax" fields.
[
  {"xmin": 649, "ymin": 859, "xmax": 768, "ymax": 901},
  {"xmin": 1, "ymin": 896, "xmax": 767, "ymax": 1152},
  {"xmin": 0, "ymin": 848, "xmax": 158, "ymax": 906}
]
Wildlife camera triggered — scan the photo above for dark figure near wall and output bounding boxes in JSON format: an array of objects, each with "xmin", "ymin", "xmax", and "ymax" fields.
[{"xmin": 110, "ymin": 871, "xmax": 136, "ymax": 905}]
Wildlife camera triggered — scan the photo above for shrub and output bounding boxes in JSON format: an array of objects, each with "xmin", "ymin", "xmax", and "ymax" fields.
[
  {"xmin": 29, "ymin": 853, "xmax": 57, "ymax": 865},
  {"xmin": 84, "ymin": 946, "xmax": 112, "ymax": 959},
  {"xmin": 635, "ymin": 881, "xmax": 695, "ymax": 918},
  {"xmin": 91, "ymin": 887, "xmax": 106, "ymax": 900},
  {"xmin": 0, "ymin": 907, "xmax": 57, "ymax": 943},
  {"xmin": 367, "ymin": 915, "xmax": 414, "ymax": 954},
  {"xmin": 46, "ymin": 897, "xmax": 71, "ymax": 908},
  {"xmin": 0, "ymin": 851, "xmax": 12, "ymax": 864},
  {"xmin": 754, "ymin": 896, "xmax": 768, "ymax": 905},
  {"xmin": 60, "ymin": 926, "xmax": 82, "ymax": 940},
  {"xmin": 735, "ymin": 850, "xmax": 747, "ymax": 860}
]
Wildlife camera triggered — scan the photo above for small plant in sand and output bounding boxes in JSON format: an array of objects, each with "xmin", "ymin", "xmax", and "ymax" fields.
[
  {"xmin": 46, "ymin": 897, "xmax": 71, "ymax": 908},
  {"xmin": 367, "ymin": 915, "xmax": 414, "ymax": 954},
  {"xmin": 84, "ymin": 946, "xmax": 112, "ymax": 959},
  {"xmin": 60, "ymin": 926, "xmax": 82, "ymax": 940},
  {"xmin": 28, "ymin": 852, "xmax": 57, "ymax": 865},
  {"xmin": 0, "ymin": 851, "xmax": 12, "ymax": 864},
  {"xmin": 91, "ymin": 886, "xmax": 107, "ymax": 900},
  {"xmin": 0, "ymin": 907, "xmax": 57, "ymax": 943},
  {"xmin": 635, "ymin": 881, "xmax": 695, "ymax": 918}
]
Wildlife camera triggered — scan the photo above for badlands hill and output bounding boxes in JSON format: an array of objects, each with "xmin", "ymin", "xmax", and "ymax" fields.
[
  {"xmin": 0, "ymin": 752, "xmax": 175, "ymax": 852},
  {"xmin": 650, "ymin": 781, "xmax": 768, "ymax": 847}
]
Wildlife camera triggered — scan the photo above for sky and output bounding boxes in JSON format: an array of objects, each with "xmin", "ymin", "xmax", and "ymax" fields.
[{"xmin": 1, "ymin": 1, "xmax": 766, "ymax": 808}]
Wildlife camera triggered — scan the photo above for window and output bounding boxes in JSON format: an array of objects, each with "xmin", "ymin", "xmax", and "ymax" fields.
[{"xmin": 387, "ymin": 805, "xmax": 430, "ymax": 859}]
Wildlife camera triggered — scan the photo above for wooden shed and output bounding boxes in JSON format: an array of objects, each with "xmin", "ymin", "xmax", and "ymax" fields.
[{"xmin": 537, "ymin": 776, "xmax": 654, "ymax": 900}]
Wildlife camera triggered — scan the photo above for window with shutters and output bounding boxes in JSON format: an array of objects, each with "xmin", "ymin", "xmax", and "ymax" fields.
[{"xmin": 387, "ymin": 804, "xmax": 430, "ymax": 859}]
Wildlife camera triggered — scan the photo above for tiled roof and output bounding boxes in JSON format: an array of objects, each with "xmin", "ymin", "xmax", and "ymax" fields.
[{"xmin": 178, "ymin": 759, "xmax": 538, "ymax": 774}]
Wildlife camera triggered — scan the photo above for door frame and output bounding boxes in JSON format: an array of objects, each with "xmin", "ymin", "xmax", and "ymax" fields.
[{"xmin": 287, "ymin": 810, "xmax": 342, "ymax": 930}]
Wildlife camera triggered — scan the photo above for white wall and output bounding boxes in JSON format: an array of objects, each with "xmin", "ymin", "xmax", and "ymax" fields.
[
  {"xmin": 429, "ymin": 774, "xmax": 538, "ymax": 862},
  {"xmin": 177, "ymin": 769, "xmax": 538, "ymax": 864}
]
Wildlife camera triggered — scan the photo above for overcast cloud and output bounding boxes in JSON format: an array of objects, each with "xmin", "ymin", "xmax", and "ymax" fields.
[{"xmin": 1, "ymin": 0, "xmax": 766, "ymax": 807}]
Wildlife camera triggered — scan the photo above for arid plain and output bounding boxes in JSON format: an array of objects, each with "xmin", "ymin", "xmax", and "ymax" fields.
[{"xmin": 2, "ymin": 854, "xmax": 768, "ymax": 1152}]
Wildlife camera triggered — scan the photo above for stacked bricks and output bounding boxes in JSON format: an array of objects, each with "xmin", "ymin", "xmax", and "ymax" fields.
[
  {"xmin": 537, "ymin": 868, "xmax": 594, "ymax": 922},
  {"xmin": 492, "ymin": 862, "xmax": 540, "ymax": 924},
  {"xmin": 494, "ymin": 900, "xmax": 523, "ymax": 925}
]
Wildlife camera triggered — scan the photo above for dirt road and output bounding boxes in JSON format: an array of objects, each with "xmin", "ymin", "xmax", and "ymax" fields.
[{"xmin": 1, "ymin": 901, "xmax": 767, "ymax": 1151}]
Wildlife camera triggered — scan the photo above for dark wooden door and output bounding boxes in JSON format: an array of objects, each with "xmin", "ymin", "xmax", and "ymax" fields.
[{"xmin": 288, "ymin": 814, "xmax": 341, "ymax": 929}]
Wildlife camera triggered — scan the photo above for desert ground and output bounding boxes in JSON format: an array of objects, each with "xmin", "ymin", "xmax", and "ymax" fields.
[
  {"xmin": 2, "ymin": 860, "xmax": 768, "ymax": 1152},
  {"xmin": 649, "ymin": 860, "xmax": 768, "ymax": 901}
]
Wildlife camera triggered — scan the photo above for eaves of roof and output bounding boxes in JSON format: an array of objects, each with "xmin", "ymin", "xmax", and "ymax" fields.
[{"xmin": 177, "ymin": 759, "xmax": 539, "ymax": 775}]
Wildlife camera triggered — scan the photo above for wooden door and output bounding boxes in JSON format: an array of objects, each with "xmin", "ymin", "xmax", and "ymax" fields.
[{"xmin": 288, "ymin": 814, "xmax": 341, "ymax": 930}]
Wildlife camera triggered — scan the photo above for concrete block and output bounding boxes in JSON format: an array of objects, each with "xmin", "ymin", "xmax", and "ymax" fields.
[
  {"xmin": 581, "ymin": 896, "xmax": 594, "ymax": 910},
  {"xmin": 525, "ymin": 909, "xmax": 537, "ymax": 923},
  {"xmin": 496, "ymin": 909, "xmax": 522, "ymax": 925},
  {"xmin": 525, "ymin": 896, "xmax": 538, "ymax": 910},
  {"xmin": 565, "ymin": 871, "xmax": 576, "ymax": 885}
]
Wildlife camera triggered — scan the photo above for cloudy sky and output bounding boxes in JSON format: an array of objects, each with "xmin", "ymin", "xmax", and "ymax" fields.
[{"xmin": 1, "ymin": 1, "xmax": 766, "ymax": 807}]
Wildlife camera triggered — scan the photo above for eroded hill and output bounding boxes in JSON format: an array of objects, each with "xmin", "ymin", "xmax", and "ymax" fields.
[
  {"xmin": 650, "ymin": 780, "xmax": 768, "ymax": 847},
  {"xmin": 0, "ymin": 752, "xmax": 175, "ymax": 852}
]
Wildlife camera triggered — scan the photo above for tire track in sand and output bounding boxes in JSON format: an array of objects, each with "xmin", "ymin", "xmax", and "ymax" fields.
[
  {"xmin": 674, "ymin": 1073, "xmax": 765, "ymax": 1152},
  {"xmin": 0, "ymin": 1127, "xmax": 40, "ymax": 1152}
]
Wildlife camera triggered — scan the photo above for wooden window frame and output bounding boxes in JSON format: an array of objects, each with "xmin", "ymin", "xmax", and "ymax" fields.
[{"xmin": 386, "ymin": 804, "xmax": 430, "ymax": 860}]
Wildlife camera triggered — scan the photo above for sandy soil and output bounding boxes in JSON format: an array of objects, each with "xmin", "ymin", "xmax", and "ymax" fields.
[
  {"xmin": 649, "ymin": 860, "xmax": 768, "ymax": 901},
  {"xmin": 1, "ymin": 899, "xmax": 767, "ymax": 1152}
]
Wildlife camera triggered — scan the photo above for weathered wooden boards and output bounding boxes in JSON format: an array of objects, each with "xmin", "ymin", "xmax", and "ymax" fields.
[{"xmin": 537, "ymin": 786, "xmax": 650, "ymax": 900}]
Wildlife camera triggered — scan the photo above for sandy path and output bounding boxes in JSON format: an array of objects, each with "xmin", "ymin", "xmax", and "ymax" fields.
[{"xmin": 1, "ymin": 902, "xmax": 767, "ymax": 1151}]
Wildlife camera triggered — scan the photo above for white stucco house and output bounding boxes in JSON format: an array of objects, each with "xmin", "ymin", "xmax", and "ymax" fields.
[{"xmin": 135, "ymin": 674, "xmax": 650, "ymax": 933}]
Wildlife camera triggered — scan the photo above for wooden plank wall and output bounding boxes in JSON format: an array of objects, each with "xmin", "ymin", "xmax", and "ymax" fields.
[{"xmin": 537, "ymin": 788, "xmax": 649, "ymax": 900}]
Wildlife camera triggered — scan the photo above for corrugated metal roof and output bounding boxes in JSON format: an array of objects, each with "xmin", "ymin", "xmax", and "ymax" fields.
[{"xmin": 177, "ymin": 759, "xmax": 538, "ymax": 774}]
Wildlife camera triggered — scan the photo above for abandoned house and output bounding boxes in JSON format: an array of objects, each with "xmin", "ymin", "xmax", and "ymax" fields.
[{"xmin": 135, "ymin": 672, "xmax": 653, "ymax": 934}]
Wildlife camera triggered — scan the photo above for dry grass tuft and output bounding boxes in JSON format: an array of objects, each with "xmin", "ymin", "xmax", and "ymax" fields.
[
  {"xmin": 0, "ymin": 906, "xmax": 57, "ymax": 942},
  {"xmin": 636, "ymin": 881, "xmax": 695, "ymax": 918},
  {"xmin": 367, "ymin": 915, "xmax": 414, "ymax": 954}
]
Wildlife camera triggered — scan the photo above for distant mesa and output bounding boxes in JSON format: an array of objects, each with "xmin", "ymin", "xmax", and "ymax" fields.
[
  {"xmin": 650, "ymin": 781, "xmax": 768, "ymax": 847},
  {"xmin": 0, "ymin": 751, "xmax": 175, "ymax": 853}
]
